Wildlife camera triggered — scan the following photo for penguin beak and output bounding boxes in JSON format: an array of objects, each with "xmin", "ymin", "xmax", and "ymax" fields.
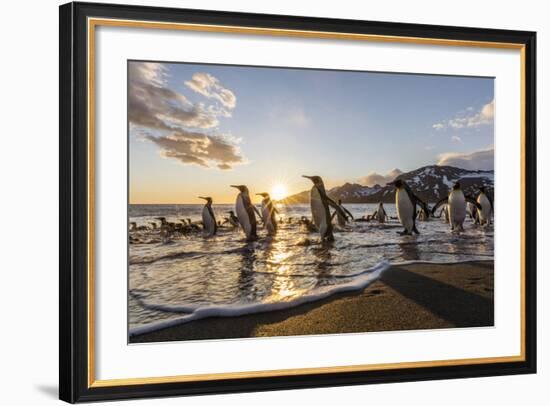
[
  {"xmin": 198, "ymin": 196, "xmax": 207, "ymax": 200},
  {"xmin": 302, "ymin": 175, "xmax": 312, "ymax": 179},
  {"xmin": 230, "ymin": 185, "xmax": 240, "ymax": 190}
]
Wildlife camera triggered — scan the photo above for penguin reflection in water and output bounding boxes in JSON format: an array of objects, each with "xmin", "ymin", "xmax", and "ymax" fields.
[
  {"xmin": 230, "ymin": 185, "xmax": 262, "ymax": 241},
  {"xmin": 432, "ymin": 182, "xmax": 482, "ymax": 232},
  {"xmin": 302, "ymin": 175, "xmax": 351, "ymax": 241},
  {"xmin": 256, "ymin": 192, "xmax": 279, "ymax": 235},
  {"xmin": 387, "ymin": 179, "xmax": 430, "ymax": 235},
  {"xmin": 198, "ymin": 196, "xmax": 217, "ymax": 236}
]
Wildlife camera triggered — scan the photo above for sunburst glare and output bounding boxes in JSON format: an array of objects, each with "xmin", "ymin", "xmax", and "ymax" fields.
[{"xmin": 271, "ymin": 183, "xmax": 288, "ymax": 201}]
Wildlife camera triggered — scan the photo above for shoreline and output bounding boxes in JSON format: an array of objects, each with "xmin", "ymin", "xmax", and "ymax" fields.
[{"xmin": 130, "ymin": 261, "xmax": 494, "ymax": 344}]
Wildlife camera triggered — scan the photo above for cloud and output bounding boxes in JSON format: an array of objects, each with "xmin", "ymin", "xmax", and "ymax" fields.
[
  {"xmin": 359, "ymin": 168, "xmax": 403, "ymax": 186},
  {"xmin": 432, "ymin": 99, "xmax": 494, "ymax": 130},
  {"xmin": 129, "ymin": 62, "xmax": 245, "ymax": 170},
  {"xmin": 437, "ymin": 147, "xmax": 494, "ymax": 170},
  {"xmin": 128, "ymin": 63, "xmax": 220, "ymax": 130},
  {"xmin": 145, "ymin": 130, "xmax": 245, "ymax": 170},
  {"xmin": 451, "ymin": 135, "xmax": 462, "ymax": 143},
  {"xmin": 185, "ymin": 73, "xmax": 237, "ymax": 110}
]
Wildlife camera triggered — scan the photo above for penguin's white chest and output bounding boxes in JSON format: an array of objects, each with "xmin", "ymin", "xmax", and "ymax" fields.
[
  {"xmin": 310, "ymin": 187, "xmax": 327, "ymax": 235},
  {"xmin": 449, "ymin": 190, "xmax": 466, "ymax": 225},
  {"xmin": 396, "ymin": 189, "xmax": 414, "ymax": 231},
  {"xmin": 235, "ymin": 194, "xmax": 252, "ymax": 236},
  {"xmin": 376, "ymin": 207, "xmax": 385, "ymax": 223},
  {"xmin": 202, "ymin": 205, "xmax": 216, "ymax": 235},
  {"xmin": 477, "ymin": 193, "xmax": 492, "ymax": 223}
]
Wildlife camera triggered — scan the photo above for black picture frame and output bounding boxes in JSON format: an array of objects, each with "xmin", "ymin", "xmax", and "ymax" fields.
[{"xmin": 59, "ymin": 1, "xmax": 537, "ymax": 403}]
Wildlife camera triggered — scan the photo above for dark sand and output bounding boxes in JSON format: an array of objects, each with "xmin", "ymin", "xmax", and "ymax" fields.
[{"xmin": 130, "ymin": 261, "xmax": 494, "ymax": 343}]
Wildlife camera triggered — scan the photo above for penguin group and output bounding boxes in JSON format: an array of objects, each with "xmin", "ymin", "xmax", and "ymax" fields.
[
  {"xmin": 431, "ymin": 182, "xmax": 489, "ymax": 232},
  {"xmin": 385, "ymin": 179, "xmax": 491, "ymax": 235},
  {"xmin": 129, "ymin": 175, "xmax": 493, "ymax": 243}
]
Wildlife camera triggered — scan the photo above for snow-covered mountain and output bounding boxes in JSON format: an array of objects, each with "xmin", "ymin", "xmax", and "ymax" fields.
[{"xmin": 279, "ymin": 165, "xmax": 494, "ymax": 204}]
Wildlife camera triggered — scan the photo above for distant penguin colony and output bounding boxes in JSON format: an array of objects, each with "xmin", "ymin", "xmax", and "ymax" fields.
[{"xmin": 129, "ymin": 175, "xmax": 493, "ymax": 242}]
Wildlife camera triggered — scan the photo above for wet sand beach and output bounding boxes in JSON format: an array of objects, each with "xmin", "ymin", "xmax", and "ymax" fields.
[{"xmin": 130, "ymin": 261, "xmax": 494, "ymax": 343}]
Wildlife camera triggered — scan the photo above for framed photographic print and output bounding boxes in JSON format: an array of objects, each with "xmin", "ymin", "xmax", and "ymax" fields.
[{"xmin": 59, "ymin": 1, "xmax": 537, "ymax": 403}]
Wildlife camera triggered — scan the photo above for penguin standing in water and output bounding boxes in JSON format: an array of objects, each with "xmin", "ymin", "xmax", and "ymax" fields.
[
  {"xmin": 374, "ymin": 202, "xmax": 388, "ymax": 223},
  {"xmin": 466, "ymin": 201, "xmax": 478, "ymax": 223},
  {"xmin": 437, "ymin": 204, "xmax": 450, "ymax": 224},
  {"xmin": 230, "ymin": 185, "xmax": 259, "ymax": 241},
  {"xmin": 476, "ymin": 186, "xmax": 493, "ymax": 225},
  {"xmin": 198, "ymin": 196, "xmax": 217, "ymax": 236},
  {"xmin": 388, "ymin": 179, "xmax": 430, "ymax": 235},
  {"xmin": 331, "ymin": 199, "xmax": 354, "ymax": 227},
  {"xmin": 224, "ymin": 210, "xmax": 240, "ymax": 227},
  {"xmin": 432, "ymin": 182, "xmax": 481, "ymax": 232},
  {"xmin": 302, "ymin": 175, "xmax": 350, "ymax": 241},
  {"xmin": 256, "ymin": 192, "xmax": 278, "ymax": 235}
]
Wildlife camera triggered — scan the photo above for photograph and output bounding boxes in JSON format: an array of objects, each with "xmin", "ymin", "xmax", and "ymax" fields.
[{"xmin": 127, "ymin": 60, "xmax": 495, "ymax": 343}]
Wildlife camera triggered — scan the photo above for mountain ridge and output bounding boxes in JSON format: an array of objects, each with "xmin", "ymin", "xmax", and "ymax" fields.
[{"xmin": 279, "ymin": 165, "xmax": 494, "ymax": 204}]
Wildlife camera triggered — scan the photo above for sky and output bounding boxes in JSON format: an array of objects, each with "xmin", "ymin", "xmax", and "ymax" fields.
[{"xmin": 129, "ymin": 61, "xmax": 494, "ymax": 204}]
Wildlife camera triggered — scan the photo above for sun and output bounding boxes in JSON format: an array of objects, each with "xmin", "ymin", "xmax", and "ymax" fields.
[{"xmin": 271, "ymin": 183, "xmax": 288, "ymax": 201}]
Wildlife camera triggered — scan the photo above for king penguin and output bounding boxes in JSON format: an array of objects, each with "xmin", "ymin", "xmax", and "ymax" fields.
[
  {"xmin": 432, "ymin": 182, "xmax": 481, "ymax": 232},
  {"xmin": 476, "ymin": 186, "xmax": 493, "ymax": 226},
  {"xmin": 198, "ymin": 196, "xmax": 217, "ymax": 236},
  {"xmin": 331, "ymin": 199, "xmax": 354, "ymax": 227},
  {"xmin": 230, "ymin": 185, "xmax": 258, "ymax": 241},
  {"xmin": 388, "ymin": 179, "xmax": 429, "ymax": 235},
  {"xmin": 374, "ymin": 202, "xmax": 388, "ymax": 223},
  {"xmin": 225, "ymin": 211, "xmax": 240, "ymax": 227},
  {"xmin": 256, "ymin": 192, "xmax": 278, "ymax": 235},
  {"xmin": 302, "ymin": 175, "xmax": 349, "ymax": 241}
]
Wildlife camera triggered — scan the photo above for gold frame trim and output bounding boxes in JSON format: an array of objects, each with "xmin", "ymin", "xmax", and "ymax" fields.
[{"xmin": 87, "ymin": 17, "xmax": 527, "ymax": 388}]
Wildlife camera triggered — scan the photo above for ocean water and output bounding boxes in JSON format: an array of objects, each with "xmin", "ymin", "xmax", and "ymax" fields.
[{"xmin": 128, "ymin": 203, "xmax": 494, "ymax": 336}]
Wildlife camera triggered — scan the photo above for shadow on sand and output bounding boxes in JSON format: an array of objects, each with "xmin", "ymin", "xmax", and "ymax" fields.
[{"xmin": 381, "ymin": 266, "xmax": 493, "ymax": 327}]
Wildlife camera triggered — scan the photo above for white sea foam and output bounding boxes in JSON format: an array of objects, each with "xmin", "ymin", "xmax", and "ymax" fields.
[{"xmin": 129, "ymin": 260, "xmax": 390, "ymax": 337}]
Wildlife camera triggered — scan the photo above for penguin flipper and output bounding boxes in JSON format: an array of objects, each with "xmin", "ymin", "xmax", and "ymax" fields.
[
  {"xmin": 343, "ymin": 206, "xmax": 354, "ymax": 220},
  {"xmin": 326, "ymin": 197, "xmax": 350, "ymax": 221},
  {"xmin": 403, "ymin": 184, "xmax": 429, "ymax": 216},
  {"xmin": 253, "ymin": 205, "xmax": 264, "ymax": 222},
  {"xmin": 431, "ymin": 197, "xmax": 448, "ymax": 216}
]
